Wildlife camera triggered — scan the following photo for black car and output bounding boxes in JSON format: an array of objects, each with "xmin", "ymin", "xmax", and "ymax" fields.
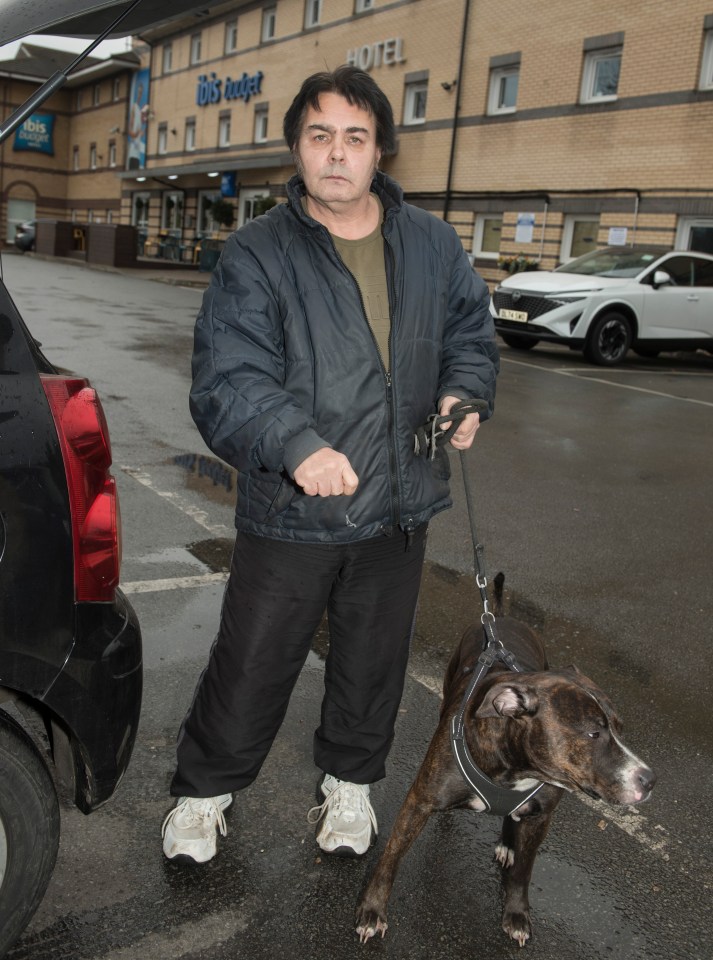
[{"xmin": 0, "ymin": 1, "xmax": 224, "ymax": 955}]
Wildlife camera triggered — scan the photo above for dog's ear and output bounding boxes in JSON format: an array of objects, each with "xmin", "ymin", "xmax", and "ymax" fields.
[{"xmin": 476, "ymin": 681, "xmax": 539, "ymax": 718}]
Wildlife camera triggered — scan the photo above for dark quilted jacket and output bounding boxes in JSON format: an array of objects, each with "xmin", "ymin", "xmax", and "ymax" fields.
[{"xmin": 190, "ymin": 171, "xmax": 499, "ymax": 542}]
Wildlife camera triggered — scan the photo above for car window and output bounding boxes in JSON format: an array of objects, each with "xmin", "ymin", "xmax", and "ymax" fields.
[
  {"xmin": 555, "ymin": 247, "xmax": 660, "ymax": 277},
  {"xmin": 693, "ymin": 258, "xmax": 713, "ymax": 287},
  {"xmin": 660, "ymin": 256, "xmax": 694, "ymax": 286}
]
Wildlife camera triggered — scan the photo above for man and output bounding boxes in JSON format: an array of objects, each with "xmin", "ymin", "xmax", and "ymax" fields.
[{"xmin": 162, "ymin": 66, "xmax": 499, "ymax": 864}]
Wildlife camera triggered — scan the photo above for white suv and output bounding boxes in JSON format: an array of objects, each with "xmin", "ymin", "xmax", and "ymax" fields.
[{"xmin": 491, "ymin": 246, "xmax": 713, "ymax": 365}]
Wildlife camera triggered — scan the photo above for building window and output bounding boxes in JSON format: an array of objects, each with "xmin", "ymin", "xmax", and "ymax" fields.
[
  {"xmin": 75, "ymin": 89, "xmax": 82, "ymax": 110},
  {"xmin": 72, "ymin": 146, "xmax": 80, "ymax": 171},
  {"xmin": 107, "ymin": 211, "xmax": 113, "ymax": 224},
  {"xmin": 157, "ymin": 123, "xmax": 168, "ymax": 155},
  {"xmin": 254, "ymin": 107, "xmax": 269, "ymax": 143},
  {"xmin": 112, "ymin": 77, "xmax": 121, "ymax": 100},
  {"xmin": 561, "ymin": 216, "xmax": 600, "ymax": 261},
  {"xmin": 218, "ymin": 114, "xmax": 231, "ymax": 147},
  {"xmin": 108, "ymin": 140, "xmax": 117, "ymax": 167},
  {"xmin": 185, "ymin": 118, "xmax": 196, "ymax": 151},
  {"xmin": 403, "ymin": 79, "xmax": 428, "ymax": 125},
  {"xmin": 162, "ymin": 191, "xmax": 184, "ymax": 230},
  {"xmin": 225, "ymin": 19, "xmax": 238, "ymax": 53},
  {"xmin": 473, "ymin": 215, "xmax": 503, "ymax": 260},
  {"xmin": 488, "ymin": 65, "xmax": 519, "ymax": 115},
  {"xmin": 162, "ymin": 43, "xmax": 173, "ymax": 73},
  {"xmin": 198, "ymin": 191, "xmax": 220, "ymax": 234},
  {"xmin": 93, "ymin": 84, "xmax": 101, "ymax": 106},
  {"xmin": 581, "ymin": 46, "xmax": 622, "ymax": 103},
  {"xmin": 239, "ymin": 188, "xmax": 269, "ymax": 227},
  {"xmin": 355, "ymin": 0, "xmax": 374, "ymax": 12},
  {"xmin": 89, "ymin": 144, "xmax": 97, "ymax": 169},
  {"xmin": 700, "ymin": 25, "xmax": 713, "ymax": 89},
  {"xmin": 262, "ymin": 6, "xmax": 276, "ymax": 42},
  {"xmin": 305, "ymin": 0, "xmax": 322, "ymax": 28},
  {"xmin": 676, "ymin": 217, "xmax": 713, "ymax": 255},
  {"xmin": 132, "ymin": 192, "xmax": 150, "ymax": 228},
  {"xmin": 190, "ymin": 33, "xmax": 202, "ymax": 65}
]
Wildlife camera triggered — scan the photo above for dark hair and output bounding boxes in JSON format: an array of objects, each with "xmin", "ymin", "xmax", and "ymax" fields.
[{"xmin": 283, "ymin": 65, "xmax": 396, "ymax": 155}]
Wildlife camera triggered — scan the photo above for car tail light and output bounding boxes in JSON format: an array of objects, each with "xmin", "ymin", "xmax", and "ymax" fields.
[{"xmin": 41, "ymin": 376, "xmax": 121, "ymax": 602}]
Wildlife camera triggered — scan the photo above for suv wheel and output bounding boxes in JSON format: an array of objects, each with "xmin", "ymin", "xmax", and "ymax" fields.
[
  {"xmin": 584, "ymin": 312, "xmax": 632, "ymax": 366},
  {"xmin": 0, "ymin": 711, "xmax": 60, "ymax": 957},
  {"xmin": 500, "ymin": 332, "xmax": 539, "ymax": 351}
]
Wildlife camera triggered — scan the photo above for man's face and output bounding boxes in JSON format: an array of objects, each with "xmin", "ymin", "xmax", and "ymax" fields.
[{"xmin": 295, "ymin": 92, "xmax": 381, "ymax": 209}]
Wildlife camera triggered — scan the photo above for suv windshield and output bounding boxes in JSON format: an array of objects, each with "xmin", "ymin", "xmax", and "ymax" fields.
[{"xmin": 555, "ymin": 247, "xmax": 661, "ymax": 278}]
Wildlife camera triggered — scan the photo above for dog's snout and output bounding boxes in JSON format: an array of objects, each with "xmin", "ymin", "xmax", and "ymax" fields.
[{"xmin": 637, "ymin": 766, "xmax": 656, "ymax": 794}]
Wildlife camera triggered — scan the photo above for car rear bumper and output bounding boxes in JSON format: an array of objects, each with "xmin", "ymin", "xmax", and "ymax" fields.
[{"xmin": 43, "ymin": 589, "xmax": 143, "ymax": 812}]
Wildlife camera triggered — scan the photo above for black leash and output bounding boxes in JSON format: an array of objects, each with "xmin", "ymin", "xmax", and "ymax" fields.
[{"xmin": 414, "ymin": 399, "xmax": 545, "ymax": 817}]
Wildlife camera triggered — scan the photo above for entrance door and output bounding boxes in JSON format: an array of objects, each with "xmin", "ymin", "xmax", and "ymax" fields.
[
  {"xmin": 238, "ymin": 188, "xmax": 269, "ymax": 228},
  {"xmin": 6, "ymin": 198, "xmax": 35, "ymax": 243}
]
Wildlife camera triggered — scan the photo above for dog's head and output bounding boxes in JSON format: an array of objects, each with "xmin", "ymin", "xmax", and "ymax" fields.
[{"xmin": 475, "ymin": 667, "xmax": 656, "ymax": 806}]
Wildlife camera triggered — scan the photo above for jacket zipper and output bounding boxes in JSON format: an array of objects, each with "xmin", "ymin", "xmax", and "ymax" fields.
[{"xmin": 326, "ymin": 231, "xmax": 400, "ymax": 535}]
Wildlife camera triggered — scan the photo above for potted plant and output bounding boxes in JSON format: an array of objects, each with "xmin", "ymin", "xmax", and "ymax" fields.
[
  {"xmin": 207, "ymin": 198, "xmax": 235, "ymax": 232},
  {"xmin": 498, "ymin": 253, "xmax": 540, "ymax": 275}
]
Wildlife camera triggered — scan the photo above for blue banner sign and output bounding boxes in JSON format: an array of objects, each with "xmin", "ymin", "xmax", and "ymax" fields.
[
  {"xmin": 14, "ymin": 113, "xmax": 55, "ymax": 155},
  {"xmin": 196, "ymin": 71, "xmax": 263, "ymax": 107},
  {"xmin": 221, "ymin": 172, "xmax": 237, "ymax": 197}
]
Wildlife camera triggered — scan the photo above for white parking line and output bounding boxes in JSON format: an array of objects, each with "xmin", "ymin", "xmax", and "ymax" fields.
[
  {"xmin": 122, "ymin": 572, "xmax": 227, "ymax": 594},
  {"xmin": 502, "ymin": 356, "xmax": 713, "ymax": 407},
  {"xmin": 120, "ymin": 464, "xmax": 234, "ymax": 536}
]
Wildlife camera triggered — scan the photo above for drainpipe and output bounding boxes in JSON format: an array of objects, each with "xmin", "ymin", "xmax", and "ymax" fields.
[{"xmin": 443, "ymin": 0, "xmax": 471, "ymax": 224}]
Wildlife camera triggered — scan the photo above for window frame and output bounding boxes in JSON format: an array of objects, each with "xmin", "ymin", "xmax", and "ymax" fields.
[
  {"xmin": 161, "ymin": 190, "xmax": 185, "ymax": 231},
  {"xmin": 254, "ymin": 108, "xmax": 269, "ymax": 144},
  {"xmin": 403, "ymin": 80, "xmax": 428, "ymax": 126},
  {"xmin": 89, "ymin": 143, "xmax": 97, "ymax": 169},
  {"xmin": 560, "ymin": 215, "xmax": 600, "ymax": 262},
  {"xmin": 675, "ymin": 216, "xmax": 713, "ymax": 255},
  {"xmin": 190, "ymin": 32, "xmax": 203, "ymax": 65},
  {"xmin": 218, "ymin": 114, "xmax": 231, "ymax": 148},
  {"xmin": 184, "ymin": 118, "xmax": 197, "ymax": 152},
  {"xmin": 225, "ymin": 19, "xmax": 238, "ymax": 54},
  {"xmin": 304, "ymin": 0, "xmax": 322, "ymax": 28},
  {"xmin": 487, "ymin": 65, "xmax": 519, "ymax": 116},
  {"xmin": 72, "ymin": 145, "xmax": 80, "ymax": 171},
  {"xmin": 93, "ymin": 83, "xmax": 101, "ymax": 106},
  {"xmin": 580, "ymin": 46, "xmax": 622, "ymax": 104},
  {"xmin": 473, "ymin": 215, "xmax": 503, "ymax": 260},
  {"xmin": 262, "ymin": 6, "xmax": 276, "ymax": 42},
  {"xmin": 132, "ymin": 192, "xmax": 151, "ymax": 228},
  {"xmin": 355, "ymin": 0, "xmax": 374, "ymax": 12},
  {"xmin": 157, "ymin": 123, "xmax": 168, "ymax": 156},
  {"xmin": 108, "ymin": 140, "xmax": 117, "ymax": 168},
  {"xmin": 700, "ymin": 28, "xmax": 713, "ymax": 90},
  {"xmin": 112, "ymin": 77, "xmax": 121, "ymax": 101},
  {"xmin": 162, "ymin": 42, "xmax": 173, "ymax": 73}
]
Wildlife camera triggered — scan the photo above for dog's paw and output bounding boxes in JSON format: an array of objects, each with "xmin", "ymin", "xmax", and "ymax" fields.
[
  {"xmin": 494, "ymin": 841, "xmax": 515, "ymax": 868},
  {"xmin": 502, "ymin": 908, "xmax": 532, "ymax": 948},
  {"xmin": 355, "ymin": 908, "xmax": 388, "ymax": 944}
]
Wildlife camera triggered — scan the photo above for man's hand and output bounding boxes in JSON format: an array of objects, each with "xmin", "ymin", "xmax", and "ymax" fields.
[
  {"xmin": 293, "ymin": 447, "xmax": 359, "ymax": 497},
  {"xmin": 439, "ymin": 395, "xmax": 481, "ymax": 451}
]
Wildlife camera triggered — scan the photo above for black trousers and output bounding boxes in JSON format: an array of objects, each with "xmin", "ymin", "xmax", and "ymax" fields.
[{"xmin": 171, "ymin": 525, "xmax": 428, "ymax": 798}]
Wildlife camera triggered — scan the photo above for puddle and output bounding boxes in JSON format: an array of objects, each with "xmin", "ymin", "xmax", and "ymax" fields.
[{"xmin": 172, "ymin": 452, "xmax": 238, "ymax": 507}]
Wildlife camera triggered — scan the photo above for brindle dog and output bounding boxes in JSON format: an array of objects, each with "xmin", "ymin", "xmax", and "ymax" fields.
[{"xmin": 356, "ymin": 575, "xmax": 656, "ymax": 947}]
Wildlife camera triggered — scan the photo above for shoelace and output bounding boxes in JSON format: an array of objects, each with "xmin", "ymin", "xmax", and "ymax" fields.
[
  {"xmin": 161, "ymin": 797, "xmax": 228, "ymax": 838},
  {"xmin": 307, "ymin": 780, "xmax": 378, "ymax": 834}
]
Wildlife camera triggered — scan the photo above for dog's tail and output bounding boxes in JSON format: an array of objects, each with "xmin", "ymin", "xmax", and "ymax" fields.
[{"xmin": 493, "ymin": 571, "xmax": 505, "ymax": 617}]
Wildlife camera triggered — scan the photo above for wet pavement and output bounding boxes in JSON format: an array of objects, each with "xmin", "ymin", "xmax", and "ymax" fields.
[{"xmin": 2, "ymin": 252, "xmax": 712, "ymax": 960}]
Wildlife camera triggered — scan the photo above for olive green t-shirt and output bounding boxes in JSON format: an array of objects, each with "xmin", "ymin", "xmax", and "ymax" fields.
[{"xmin": 302, "ymin": 196, "xmax": 391, "ymax": 369}]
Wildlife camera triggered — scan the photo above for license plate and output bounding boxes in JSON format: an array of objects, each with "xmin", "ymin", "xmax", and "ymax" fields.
[{"xmin": 499, "ymin": 308, "xmax": 528, "ymax": 322}]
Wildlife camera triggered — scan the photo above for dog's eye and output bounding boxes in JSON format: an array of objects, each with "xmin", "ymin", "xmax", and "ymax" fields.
[{"xmin": 587, "ymin": 731, "xmax": 601, "ymax": 739}]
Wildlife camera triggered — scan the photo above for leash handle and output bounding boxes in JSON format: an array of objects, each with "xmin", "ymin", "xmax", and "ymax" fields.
[{"xmin": 414, "ymin": 398, "xmax": 489, "ymax": 459}]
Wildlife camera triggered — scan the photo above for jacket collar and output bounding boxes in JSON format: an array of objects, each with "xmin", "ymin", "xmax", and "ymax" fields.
[{"xmin": 286, "ymin": 170, "xmax": 403, "ymax": 230}]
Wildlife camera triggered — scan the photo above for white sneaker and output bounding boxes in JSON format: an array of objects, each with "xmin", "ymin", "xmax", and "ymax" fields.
[
  {"xmin": 162, "ymin": 794, "xmax": 232, "ymax": 863},
  {"xmin": 307, "ymin": 774, "xmax": 378, "ymax": 857}
]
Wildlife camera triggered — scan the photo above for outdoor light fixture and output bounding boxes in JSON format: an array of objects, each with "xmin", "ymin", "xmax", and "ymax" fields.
[
  {"xmin": 207, "ymin": 171, "xmax": 220, "ymax": 177},
  {"xmin": 136, "ymin": 176, "xmax": 146, "ymax": 182},
  {"xmin": 168, "ymin": 174, "xmax": 178, "ymax": 179},
  {"xmin": 441, "ymin": 80, "xmax": 457, "ymax": 91}
]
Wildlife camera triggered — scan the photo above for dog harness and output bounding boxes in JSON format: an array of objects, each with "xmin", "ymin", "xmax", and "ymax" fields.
[{"xmin": 415, "ymin": 400, "xmax": 546, "ymax": 817}]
